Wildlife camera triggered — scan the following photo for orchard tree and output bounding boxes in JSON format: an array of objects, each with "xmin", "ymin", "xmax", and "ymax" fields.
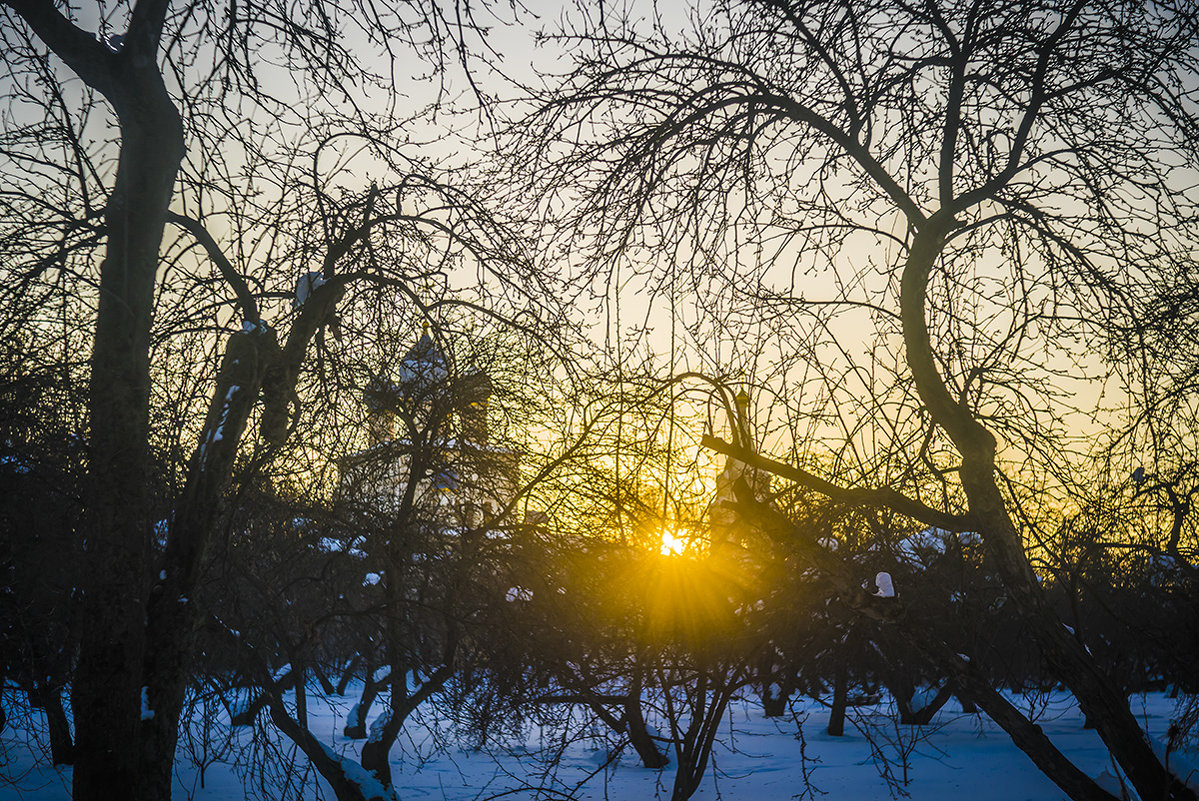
[
  {"xmin": 517, "ymin": 1, "xmax": 1199, "ymax": 799},
  {"xmin": 0, "ymin": 1, "xmax": 552, "ymax": 799}
]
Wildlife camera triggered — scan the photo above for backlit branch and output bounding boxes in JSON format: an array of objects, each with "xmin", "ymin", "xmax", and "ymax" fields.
[{"xmin": 701, "ymin": 434, "xmax": 975, "ymax": 532}]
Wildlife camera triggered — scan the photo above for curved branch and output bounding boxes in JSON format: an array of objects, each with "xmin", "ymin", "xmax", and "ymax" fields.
[
  {"xmin": 167, "ymin": 212, "xmax": 260, "ymax": 324},
  {"xmin": 700, "ymin": 434, "xmax": 975, "ymax": 531}
]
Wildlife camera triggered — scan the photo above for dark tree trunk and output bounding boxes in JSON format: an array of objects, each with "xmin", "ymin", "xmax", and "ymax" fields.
[
  {"xmin": 964, "ymin": 678, "xmax": 1118, "ymax": 801},
  {"xmin": 360, "ymin": 658, "xmax": 455, "ymax": 789},
  {"xmin": 294, "ymin": 664, "xmax": 308, "ymax": 729},
  {"xmin": 885, "ymin": 670, "xmax": 918, "ymax": 724},
  {"xmin": 827, "ymin": 658, "xmax": 849, "ymax": 737},
  {"xmin": 906, "ymin": 684, "xmax": 954, "ymax": 726},
  {"xmin": 139, "ymin": 329, "xmax": 278, "ymax": 800},
  {"xmin": 900, "ymin": 223, "xmax": 1196, "ymax": 801},
  {"xmin": 313, "ymin": 664, "xmax": 336, "ymax": 696},
  {"xmin": 760, "ymin": 682, "xmax": 789, "ymax": 717},
  {"xmin": 668, "ymin": 673, "xmax": 739, "ymax": 801},
  {"xmin": 335, "ymin": 656, "xmax": 361, "ymax": 696},
  {"xmin": 30, "ymin": 685, "xmax": 74, "ymax": 765},
  {"xmin": 49, "ymin": 18, "xmax": 187, "ymax": 801},
  {"xmin": 266, "ymin": 695, "xmax": 382, "ymax": 801},
  {"xmin": 625, "ymin": 673, "xmax": 668, "ymax": 769},
  {"xmin": 344, "ymin": 667, "xmax": 382, "ymax": 739}
]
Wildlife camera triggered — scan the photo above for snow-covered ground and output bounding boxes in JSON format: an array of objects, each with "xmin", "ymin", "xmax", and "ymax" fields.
[{"xmin": 2, "ymin": 687, "xmax": 1194, "ymax": 800}]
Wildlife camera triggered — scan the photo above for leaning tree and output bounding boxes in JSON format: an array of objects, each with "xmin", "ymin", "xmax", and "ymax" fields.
[{"xmin": 514, "ymin": 1, "xmax": 1199, "ymax": 799}]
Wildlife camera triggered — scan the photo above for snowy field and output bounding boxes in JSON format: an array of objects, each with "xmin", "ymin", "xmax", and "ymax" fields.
[{"xmin": 2, "ymin": 687, "xmax": 1194, "ymax": 801}]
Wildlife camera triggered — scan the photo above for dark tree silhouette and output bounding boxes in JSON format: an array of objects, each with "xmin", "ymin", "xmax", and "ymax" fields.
[
  {"xmin": 516, "ymin": 1, "xmax": 1199, "ymax": 799},
  {"xmin": 0, "ymin": 1, "xmax": 546, "ymax": 799}
]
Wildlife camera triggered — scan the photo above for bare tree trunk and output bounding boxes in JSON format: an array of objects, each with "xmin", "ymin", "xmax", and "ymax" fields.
[
  {"xmin": 760, "ymin": 675, "xmax": 790, "ymax": 718},
  {"xmin": 139, "ymin": 329, "xmax": 277, "ymax": 800},
  {"xmin": 667, "ymin": 671, "xmax": 740, "ymax": 801},
  {"xmin": 827, "ymin": 657, "xmax": 848, "ymax": 737},
  {"xmin": 884, "ymin": 667, "xmax": 918, "ymax": 725},
  {"xmin": 956, "ymin": 686, "xmax": 978, "ymax": 714},
  {"xmin": 964, "ymin": 678, "xmax": 1118, "ymax": 801},
  {"xmin": 313, "ymin": 664, "xmax": 336, "ymax": 696},
  {"xmin": 360, "ymin": 657, "xmax": 455, "ymax": 789},
  {"xmin": 344, "ymin": 666, "xmax": 382, "ymax": 739},
  {"xmin": 29, "ymin": 684, "xmax": 74, "ymax": 765},
  {"xmin": 266, "ymin": 694, "xmax": 386, "ymax": 801},
  {"xmin": 336, "ymin": 656, "xmax": 362, "ymax": 696},
  {"xmin": 900, "ymin": 222, "xmax": 1195, "ymax": 801},
  {"xmin": 625, "ymin": 670, "xmax": 668, "ymax": 769},
  {"xmin": 39, "ymin": 13, "xmax": 188, "ymax": 799}
]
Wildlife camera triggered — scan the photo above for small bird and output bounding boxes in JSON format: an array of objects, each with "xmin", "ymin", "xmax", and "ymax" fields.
[{"xmin": 1133, "ymin": 466, "xmax": 1146, "ymax": 485}]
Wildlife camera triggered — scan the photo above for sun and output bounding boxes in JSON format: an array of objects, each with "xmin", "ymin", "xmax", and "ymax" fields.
[{"xmin": 659, "ymin": 528, "xmax": 689, "ymax": 556}]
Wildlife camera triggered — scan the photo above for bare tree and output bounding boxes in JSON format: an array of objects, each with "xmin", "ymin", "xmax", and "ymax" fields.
[
  {"xmin": 515, "ymin": 1, "xmax": 1199, "ymax": 799},
  {"xmin": 0, "ymin": 1, "xmax": 552, "ymax": 798}
]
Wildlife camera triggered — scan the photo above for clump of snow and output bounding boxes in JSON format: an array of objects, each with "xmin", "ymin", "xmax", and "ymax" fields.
[
  {"xmin": 0, "ymin": 455, "xmax": 32, "ymax": 474},
  {"xmin": 293, "ymin": 272, "xmax": 326, "ymax": 308},
  {"xmin": 345, "ymin": 702, "xmax": 365, "ymax": 730},
  {"xmin": 241, "ymin": 319, "xmax": 270, "ymax": 334},
  {"xmin": 363, "ymin": 573, "xmax": 381, "ymax": 586},
  {"xmin": 154, "ymin": 519, "xmax": 170, "ymax": 548},
  {"xmin": 898, "ymin": 529, "xmax": 981, "ymax": 568},
  {"xmin": 197, "ymin": 385, "xmax": 242, "ymax": 464},
  {"xmin": 909, "ymin": 684, "xmax": 941, "ymax": 714},
  {"xmin": 368, "ymin": 711, "xmax": 392, "ymax": 743},
  {"xmin": 506, "ymin": 586, "xmax": 533, "ymax": 603},
  {"xmin": 211, "ymin": 386, "xmax": 239, "ymax": 445},
  {"xmin": 314, "ymin": 739, "xmax": 396, "ymax": 801},
  {"xmin": 874, "ymin": 572, "xmax": 895, "ymax": 598}
]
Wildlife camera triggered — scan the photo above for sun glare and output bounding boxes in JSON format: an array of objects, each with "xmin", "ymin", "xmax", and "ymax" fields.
[{"xmin": 659, "ymin": 528, "xmax": 689, "ymax": 557}]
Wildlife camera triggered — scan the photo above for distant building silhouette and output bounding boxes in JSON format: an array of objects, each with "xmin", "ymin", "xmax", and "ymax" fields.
[{"xmin": 338, "ymin": 330, "xmax": 518, "ymax": 532}]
